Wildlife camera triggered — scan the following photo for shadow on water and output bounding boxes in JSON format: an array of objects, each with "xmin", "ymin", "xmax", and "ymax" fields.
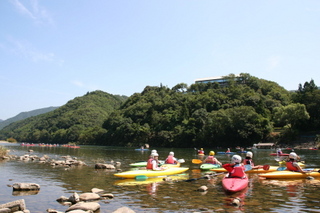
[{"xmin": 1, "ymin": 143, "xmax": 320, "ymax": 212}]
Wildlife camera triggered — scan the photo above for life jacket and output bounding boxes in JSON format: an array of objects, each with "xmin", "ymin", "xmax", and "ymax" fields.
[
  {"xmin": 198, "ymin": 150, "xmax": 204, "ymax": 154},
  {"xmin": 286, "ymin": 161, "xmax": 299, "ymax": 171},
  {"xmin": 146, "ymin": 158, "xmax": 154, "ymax": 169},
  {"xmin": 165, "ymin": 155, "xmax": 175, "ymax": 164},
  {"xmin": 243, "ymin": 158, "xmax": 254, "ymax": 166},
  {"xmin": 205, "ymin": 156, "xmax": 216, "ymax": 164},
  {"xmin": 230, "ymin": 164, "xmax": 246, "ymax": 178}
]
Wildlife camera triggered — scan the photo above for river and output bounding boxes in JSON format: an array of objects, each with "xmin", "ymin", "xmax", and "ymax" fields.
[{"xmin": 1, "ymin": 143, "xmax": 320, "ymax": 212}]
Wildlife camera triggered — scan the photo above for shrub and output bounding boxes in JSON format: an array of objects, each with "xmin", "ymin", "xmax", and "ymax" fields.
[
  {"xmin": 7, "ymin": 137, "xmax": 17, "ymax": 142},
  {"xmin": 0, "ymin": 146, "xmax": 8, "ymax": 158}
]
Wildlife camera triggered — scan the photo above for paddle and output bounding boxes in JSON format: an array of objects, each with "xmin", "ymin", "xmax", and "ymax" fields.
[
  {"xmin": 263, "ymin": 165, "xmax": 270, "ymax": 171},
  {"xmin": 184, "ymin": 172, "xmax": 226, "ymax": 182},
  {"xmin": 178, "ymin": 159, "xmax": 185, "ymax": 163},
  {"xmin": 192, "ymin": 159, "xmax": 203, "ymax": 164},
  {"xmin": 244, "ymin": 165, "xmax": 252, "ymax": 171}
]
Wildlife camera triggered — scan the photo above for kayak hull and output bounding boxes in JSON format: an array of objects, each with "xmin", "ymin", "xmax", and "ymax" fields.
[
  {"xmin": 114, "ymin": 175, "xmax": 188, "ymax": 186},
  {"xmin": 200, "ymin": 164, "xmax": 221, "ymax": 170},
  {"xmin": 211, "ymin": 166, "xmax": 279, "ymax": 173},
  {"xmin": 222, "ymin": 175, "xmax": 248, "ymax": 193},
  {"xmin": 217, "ymin": 152, "xmax": 234, "ymax": 154},
  {"xmin": 270, "ymin": 153, "xmax": 289, "ymax": 156},
  {"xmin": 259, "ymin": 169, "xmax": 320, "ymax": 179},
  {"xmin": 114, "ymin": 167, "xmax": 189, "ymax": 179}
]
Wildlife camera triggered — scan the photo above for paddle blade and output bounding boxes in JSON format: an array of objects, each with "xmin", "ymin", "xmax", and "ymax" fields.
[
  {"xmin": 244, "ymin": 165, "xmax": 252, "ymax": 171},
  {"xmin": 192, "ymin": 159, "xmax": 202, "ymax": 164},
  {"xmin": 263, "ymin": 165, "xmax": 270, "ymax": 171},
  {"xmin": 178, "ymin": 159, "xmax": 185, "ymax": 163}
]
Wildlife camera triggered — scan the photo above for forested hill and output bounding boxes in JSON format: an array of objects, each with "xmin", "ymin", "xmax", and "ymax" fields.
[
  {"xmin": 0, "ymin": 74, "xmax": 318, "ymax": 148},
  {"xmin": 0, "ymin": 106, "xmax": 59, "ymax": 130},
  {"xmin": 0, "ymin": 90, "xmax": 128, "ymax": 145}
]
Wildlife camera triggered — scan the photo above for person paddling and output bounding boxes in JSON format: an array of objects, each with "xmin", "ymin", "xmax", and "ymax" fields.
[
  {"xmin": 285, "ymin": 152, "xmax": 306, "ymax": 173},
  {"xmin": 165, "ymin": 151, "xmax": 178, "ymax": 164},
  {"xmin": 243, "ymin": 151, "xmax": 264, "ymax": 169},
  {"xmin": 203, "ymin": 151, "xmax": 222, "ymax": 166},
  {"xmin": 198, "ymin": 148, "xmax": 205, "ymax": 155},
  {"xmin": 223, "ymin": 155, "xmax": 246, "ymax": 178},
  {"xmin": 147, "ymin": 153, "xmax": 165, "ymax": 171}
]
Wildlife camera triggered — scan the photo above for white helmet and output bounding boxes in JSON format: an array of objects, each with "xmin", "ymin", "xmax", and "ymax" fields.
[
  {"xmin": 169, "ymin": 151, "xmax": 174, "ymax": 156},
  {"xmin": 151, "ymin": 153, "xmax": 159, "ymax": 157},
  {"xmin": 231, "ymin": 155, "xmax": 242, "ymax": 164},
  {"xmin": 151, "ymin": 150, "xmax": 157, "ymax": 153},
  {"xmin": 289, "ymin": 152, "xmax": 297, "ymax": 160},
  {"xmin": 246, "ymin": 151, "xmax": 253, "ymax": 158}
]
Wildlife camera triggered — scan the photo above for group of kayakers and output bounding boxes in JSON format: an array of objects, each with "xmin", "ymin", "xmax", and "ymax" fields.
[
  {"xmin": 147, "ymin": 150, "xmax": 179, "ymax": 170},
  {"xmin": 198, "ymin": 148, "xmax": 306, "ymax": 178}
]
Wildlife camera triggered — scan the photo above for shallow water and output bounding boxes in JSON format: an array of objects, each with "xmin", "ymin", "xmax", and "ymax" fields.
[{"xmin": 1, "ymin": 143, "xmax": 320, "ymax": 212}]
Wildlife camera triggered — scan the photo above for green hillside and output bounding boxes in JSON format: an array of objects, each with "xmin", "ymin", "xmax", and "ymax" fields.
[
  {"xmin": 0, "ymin": 90, "xmax": 127, "ymax": 145},
  {"xmin": 0, "ymin": 106, "xmax": 59, "ymax": 130},
  {"xmin": 1, "ymin": 74, "xmax": 318, "ymax": 148}
]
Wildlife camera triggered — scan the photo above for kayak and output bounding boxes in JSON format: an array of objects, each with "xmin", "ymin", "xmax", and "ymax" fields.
[
  {"xmin": 135, "ymin": 148, "xmax": 149, "ymax": 151},
  {"xmin": 217, "ymin": 152, "xmax": 234, "ymax": 154},
  {"xmin": 200, "ymin": 164, "xmax": 221, "ymax": 170},
  {"xmin": 114, "ymin": 167, "xmax": 189, "ymax": 179},
  {"xmin": 129, "ymin": 160, "xmax": 165, "ymax": 167},
  {"xmin": 270, "ymin": 153, "xmax": 289, "ymax": 156},
  {"xmin": 211, "ymin": 166, "xmax": 279, "ymax": 173},
  {"xmin": 259, "ymin": 169, "xmax": 320, "ymax": 179},
  {"xmin": 222, "ymin": 175, "xmax": 248, "ymax": 193},
  {"xmin": 114, "ymin": 175, "xmax": 189, "ymax": 186}
]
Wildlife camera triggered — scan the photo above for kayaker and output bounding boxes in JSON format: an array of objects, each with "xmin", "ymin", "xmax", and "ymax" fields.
[
  {"xmin": 243, "ymin": 151, "xmax": 263, "ymax": 169},
  {"xmin": 277, "ymin": 148, "xmax": 283, "ymax": 155},
  {"xmin": 198, "ymin": 148, "xmax": 205, "ymax": 155},
  {"xmin": 285, "ymin": 152, "xmax": 306, "ymax": 173},
  {"xmin": 165, "ymin": 151, "xmax": 178, "ymax": 164},
  {"xmin": 203, "ymin": 151, "xmax": 222, "ymax": 165},
  {"xmin": 223, "ymin": 155, "xmax": 246, "ymax": 178},
  {"xmin": 150, "ymin": 150, "xmax": 160, "ymax": 165},
  {"xmin": 226, "ymin": 148, "xmax": 231, "ymax": 153},
  {"xmin": 147, "ymin": 153, "xmax": 165, "ymax": 170}
]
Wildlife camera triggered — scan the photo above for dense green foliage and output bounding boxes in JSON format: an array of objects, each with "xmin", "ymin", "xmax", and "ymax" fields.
[
  {"xmin": 102, "ymin": 74, "xmax": 292, "ymax": 148},
  {"xmin": 0, "ymin": 106, "xmax": 59, "ymax": 130},
  {"xmin": 0, "ymin": 91, "xmax": 127, "ymax": 145},
  {"xmin": 0, "ymin": 74, "xmax": 318, "ymax": 148}
]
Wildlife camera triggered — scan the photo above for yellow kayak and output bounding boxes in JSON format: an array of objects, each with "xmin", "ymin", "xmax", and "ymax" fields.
[
  {"xmin": 211, "ymin": 166, "xmax": 279, "ymax": 173},
  {"xmin": 259, "ymin": 169, "xmax": 320, "ymax": 179},
  {"xmin": 114, "ymin": 175, "xmax": 189, "ymax": 186},
  {"xmin": 114, "ymin": 167, "xmax": 189, "ymax": 179}
]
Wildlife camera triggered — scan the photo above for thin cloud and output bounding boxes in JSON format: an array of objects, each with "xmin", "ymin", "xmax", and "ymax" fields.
[
  {"xmin": 6, "ymin": 36, "xmax": 61, "ymax": 64},
  {"xmin": 10, "ymin": 0, "xmax": 54, "ymax": 25}
]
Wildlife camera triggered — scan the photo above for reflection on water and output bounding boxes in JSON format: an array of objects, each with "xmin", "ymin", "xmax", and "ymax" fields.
[{"xmin": 1, "ymin": 143, "xmax": 320, "ymax": 212}]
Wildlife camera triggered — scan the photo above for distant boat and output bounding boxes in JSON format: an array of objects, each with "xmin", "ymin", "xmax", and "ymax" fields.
[{"xmin": 135, "ymin": 148, "xmax": 149, "ymax": 151}]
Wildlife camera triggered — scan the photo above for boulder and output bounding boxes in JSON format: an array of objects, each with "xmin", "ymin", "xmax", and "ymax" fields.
[
  {"xmin": 197, "ymin": 185, "xmax": 208, "ymax": 192},
  {"xmin": 66, "ymin": 202, "xmax": 100, "ymax": 212},
  {"xmin": 69, "ymin": 192, "xmax": 80, "ymax": 204},
  {"xmin": 112, "ymin": 207, "xmax": 135, "ymax": 213},
  {"xmin": 79, "ymin": 193, "xmax": 100, "ymax": 201},
  {"xmin": 0, "ymin": 199, "xmax": 26, "ymax": 212},
  {"xmin": 94, "ymin": 163, "xmax": 115, "ymax": 170},
  {"xmin": 12, "ymin": 183, "xmax": 40, "ymax": 191}
]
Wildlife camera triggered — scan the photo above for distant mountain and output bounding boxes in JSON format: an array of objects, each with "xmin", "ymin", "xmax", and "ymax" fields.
[
  {"xmin": 0, "ymin": 90, "xmax": 128, "ymax": 144},
  {"xmin": 0, "ymin": 106, "xmax": 59, "ymax": 130}
]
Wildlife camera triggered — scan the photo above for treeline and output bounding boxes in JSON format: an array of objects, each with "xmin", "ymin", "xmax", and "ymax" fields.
[{"xmin": 0, "ymin": 73, "xmax": 318, "ymax": 148}]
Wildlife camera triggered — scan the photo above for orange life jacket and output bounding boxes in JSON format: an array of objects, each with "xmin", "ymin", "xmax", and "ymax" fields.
[
  {"xmin": 230, "ymin": 164, "xmax": 246, "ymax": 178},
  {"xmin": 147, "ymin": 158, "xmax": 154, "ymax": 169},
  {"xmin": 286, "ymin": 161, "xmax": 299, "ymax": 171},
  {"xmin": 165, "ymin": 155, "xmax": 175, "ymax": 164}
]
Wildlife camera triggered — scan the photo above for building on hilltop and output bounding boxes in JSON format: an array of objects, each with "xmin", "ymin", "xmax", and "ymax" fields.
[{"xmin": 195, "ymin": 74, "xmax": 242, "ymax": 87}]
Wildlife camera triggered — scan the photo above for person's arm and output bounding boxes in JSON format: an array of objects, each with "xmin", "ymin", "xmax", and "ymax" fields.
[
  {"xmin": 223, "ymin": 163, "xmax": 234, "ymax": 172},
  {"xmin": 293, "ymin": 162, "xmax": 306, "ymax": 173},
  {"xmin": 215, "ymin": 158, "xmax": 222, "ymax": 165}
]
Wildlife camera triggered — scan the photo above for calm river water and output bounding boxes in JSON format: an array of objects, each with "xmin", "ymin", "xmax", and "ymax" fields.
[{"xmin": 1, "ymin": 143, "xmax": 320, "ymax": 213}]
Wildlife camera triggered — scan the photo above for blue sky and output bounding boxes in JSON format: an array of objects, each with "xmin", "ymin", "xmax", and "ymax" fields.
[{"xmin": 1, "ymin": 0, "xmax": 319, "ymax": 120}]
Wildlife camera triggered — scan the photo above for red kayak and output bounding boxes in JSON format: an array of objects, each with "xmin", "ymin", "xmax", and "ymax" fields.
[
  {"xmin": 222, "ymin": 175, "xmax": 248, "ymax": 193},
  {"xmin": 269, "ymin": 153, "xmax": 289, "ymax": 156}
]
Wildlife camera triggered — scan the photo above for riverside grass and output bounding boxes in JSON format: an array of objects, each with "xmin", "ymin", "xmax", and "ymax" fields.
[{"xmin": 0, "ymin": 146, "xmax": 8, "ymax": 158}]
